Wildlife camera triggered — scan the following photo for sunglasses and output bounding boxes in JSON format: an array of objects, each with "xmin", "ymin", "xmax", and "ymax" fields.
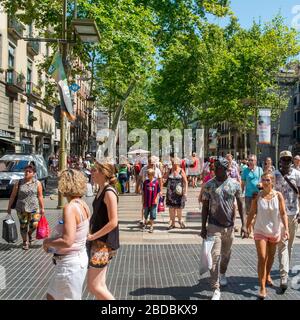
[
  {"xmin": 262, "ymin": 178, "xmax": 271, "ymax": 182},
  {"xmin": 248, "ymin": 159, "xmax": 254, "ymax": 162}
]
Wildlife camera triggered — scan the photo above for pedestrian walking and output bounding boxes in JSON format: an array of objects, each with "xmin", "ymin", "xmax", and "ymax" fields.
[
  {"xmin": 274, "ymin": 150, "xmax": 300, "ymax": 292},
  {"xmin": 43, "ymin": 169, "xmax": 90, "ymax": 300},
  {"xmin": 88, "ymin": 161, "xmax": 119, "ymax": 300},
  {"xmin": 241, "ymin": 154, "xmax": 263, "ymax": 216},
  {"xmin": 201, "ymin": 157, "xmax": 248, "ymax": 300},
  {"xmin": 139, "ymin": 156, "xmax": 163, "ymax": 226},
  {"xmin": 246, "ymin": 172, "xmax": 289, "ymax": 299},
  {"xmin": 165, "ymin": 157, "xmax": 188, "ymax": 229},
  {"xmin": 134, "ymin": 155, "xmax": 142, "ymax": 194},
  {"xmin": 187, "ymin": 152, "xmax": 200, "ymax": 188},
  {"xmin": 7, "ymin": 165, "xmax": 45, "ymax": 250},
  {"xmin": 142, "ymin": 168, "xmax": 161, "ymax": 233},
  {"xmin": 263, "ymin": 157, "xmax": 276, "ymax": 175},
  {"xmin": 226, "ymin": 154, "xmax": 241, "ymax": 183},
  {"xmin": 292, "ymin": 155, "xmax": 300, "ymax": 171},
  {"xmin": 117, "ymin": 160, "xmax": 129, "ymax": 194}
]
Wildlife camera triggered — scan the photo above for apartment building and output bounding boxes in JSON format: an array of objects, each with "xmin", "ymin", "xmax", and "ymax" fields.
[{"xmin": 0, "ymin": 11, "xmax": 57, "ymax": 158}]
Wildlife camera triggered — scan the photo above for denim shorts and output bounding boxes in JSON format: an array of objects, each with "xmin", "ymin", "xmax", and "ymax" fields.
[{"xmin": 144, "ymin": 205, "xmax": 157, "ymax": 220}]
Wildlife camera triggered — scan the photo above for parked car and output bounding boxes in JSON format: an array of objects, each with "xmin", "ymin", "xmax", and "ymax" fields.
[{"xmin": 0, "ymin": 153, "xmax": 48, "ymax": 196}]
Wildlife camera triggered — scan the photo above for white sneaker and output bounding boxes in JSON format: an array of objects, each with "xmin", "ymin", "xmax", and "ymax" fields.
[
  {"xmin": 219, "ymin": 274, "xmax": 228, "ymax": 287},
  {"xmin": 211, "ymin": 289, "xmax": 221, "ymax": 300}
]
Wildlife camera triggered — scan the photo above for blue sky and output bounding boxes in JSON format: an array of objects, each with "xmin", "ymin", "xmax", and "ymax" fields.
[{"xmin": 209, "ymin": 0, "xmax": 300, "ymax": 30}]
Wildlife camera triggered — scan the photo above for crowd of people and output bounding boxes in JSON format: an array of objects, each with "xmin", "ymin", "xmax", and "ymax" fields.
[{"xmin": 5, "ymin": 150, "xmax": 300, "ymax": 301}]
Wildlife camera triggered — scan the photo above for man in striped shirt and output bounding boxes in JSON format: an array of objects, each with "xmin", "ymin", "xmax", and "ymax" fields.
[{"xmin": 142, "ymin": 168, "xmax": 161, "ymax": 233}]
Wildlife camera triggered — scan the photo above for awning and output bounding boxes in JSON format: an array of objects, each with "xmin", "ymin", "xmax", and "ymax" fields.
[{"xmin": 0, "ymin": 137, "xmax": 23, "ymax": 145}]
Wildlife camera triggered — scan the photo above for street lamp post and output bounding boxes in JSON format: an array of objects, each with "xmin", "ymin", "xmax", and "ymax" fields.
[
  {"xmin": 57, "ymin": 0, "xmax": 68, "ymax": 208},
  {"xmin": 21, "ymin": 0, "xmax": 101, "ymax": 208}
]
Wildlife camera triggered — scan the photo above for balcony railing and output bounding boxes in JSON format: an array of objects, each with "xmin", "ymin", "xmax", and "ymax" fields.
[
  {"xmin": 7, "ymin": 17, "xmax": 25, "ymax": 39},
  {"xmin": 26, "ymin": 81, "xmax": 42, "ymax": 99},
  {"xmin": 5, "ymin": 70, "xmax": 26, "ymax": 92},
  {"xmin": 27, "ymin": 41, "xmax": 40, "ymax": 56}
]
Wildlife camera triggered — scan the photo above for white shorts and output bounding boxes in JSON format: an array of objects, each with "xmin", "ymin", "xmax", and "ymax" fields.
[{"xmin": 47, "ymin": 250, "xmax": 88, "ymax": 300}]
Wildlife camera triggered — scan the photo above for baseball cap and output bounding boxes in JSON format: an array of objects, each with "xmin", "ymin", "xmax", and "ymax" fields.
[
  {"xmin": 294, "ymin": 155, "xmax": 300, "ymax": 160},
  {"xmin": 279, "ymin": 150, "xmax": 292, "ymax": 159}
]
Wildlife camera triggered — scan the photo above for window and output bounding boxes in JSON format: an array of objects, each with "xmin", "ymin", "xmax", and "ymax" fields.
[
  {"xmin": 27, "ymin": 60, "xmax": 32, "ymax": 94},
  {"xmin": 8, "ymin": 43, "xmax": 15, "ymax": 68},
  {"xmin": 294, "ymin": 96, "xmax": 298, "ymax": 106},
  {"xmin": 297, "ymin": 127, "xmax": 300, "ymax": 141},
  {"xmin": 9, "ymin": 98, "xmax": 14, "ymax": 126},
  {"xmin": 27, "ymin": 103, "xmax": 34, "ymax": 126},
  {"xmin": 7, "ymin": 43, "xmax": 15, "ymax": 83},
  {"xmin": 293, "ymin": 130, "xmax": 296, "ymax": 139}
]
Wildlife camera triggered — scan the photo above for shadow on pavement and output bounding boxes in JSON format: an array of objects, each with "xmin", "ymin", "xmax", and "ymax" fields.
[
  {"xmin": 129, "ymin": 276, "xmax": 260, "ymax": 300},
  {"xmin": 0, "ymin": 243, "xmax": 42, "ymax": 251}
]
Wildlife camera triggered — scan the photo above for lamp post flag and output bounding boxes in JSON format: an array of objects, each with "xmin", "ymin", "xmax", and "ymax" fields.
[{"xmin": 48, "ymin": 51, "xmax": 75, "ymax": 121}]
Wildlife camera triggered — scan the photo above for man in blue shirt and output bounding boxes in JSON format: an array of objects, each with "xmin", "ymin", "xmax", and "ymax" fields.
[{"xmin": 241, "ymin": 154, "xmax": 263, "ymax": 216}]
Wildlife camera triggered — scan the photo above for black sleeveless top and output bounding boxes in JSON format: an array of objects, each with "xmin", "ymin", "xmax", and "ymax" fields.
[{"xmin": 90, "ymin": 185, "xmax": 119, "ymax": 250}]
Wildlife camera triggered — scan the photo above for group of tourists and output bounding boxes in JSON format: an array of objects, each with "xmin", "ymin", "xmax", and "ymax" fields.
[
  {"xmin": 5, "ymin": 149, "xmax": 300, "ymax": 301},
  {"xmin": 201, "ymin": 151, "xmax": 300, "ymax": 300},
  {"xmin": 7, "ymin": 160, "xmax": 119, "ymax": 300}
]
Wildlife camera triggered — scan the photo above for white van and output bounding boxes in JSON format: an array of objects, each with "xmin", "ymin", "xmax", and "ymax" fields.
[{"xmin": 0, "ymin": 153, "xmax": 48, "ymax": 196}]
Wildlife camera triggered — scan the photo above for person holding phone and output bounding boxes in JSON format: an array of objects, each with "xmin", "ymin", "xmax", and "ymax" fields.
[{"xmin": 247, "ymin": 172, "xmax": 289, "ymax": 299}]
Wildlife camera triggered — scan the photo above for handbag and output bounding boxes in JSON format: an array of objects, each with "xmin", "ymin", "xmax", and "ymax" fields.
[
  {"xmin": 157, "ymin": 196, "xmax": 165, "ymax": 212},
  {"xmin": 175, "ymin": 184, "xmax": 183, "ymax": 196},
  {"xmin": 11, "ymin": 181, "xmax": 20, "ymax": 210},
  {"xmin": 2, "ymin": 215, "xmax": 18, "ymax": 243},
  {"xmin": 88, "ymin": 240, "xmax": 115, "ymax": 268},
  {"xmin": 36, "ymin": 216, "xmax": 50, "ymax": 239}
]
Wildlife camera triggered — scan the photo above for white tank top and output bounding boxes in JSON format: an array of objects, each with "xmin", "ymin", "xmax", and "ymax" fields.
[{"xmin": 254, "ymin": 192, "xmax": 281, "ymax": 237}]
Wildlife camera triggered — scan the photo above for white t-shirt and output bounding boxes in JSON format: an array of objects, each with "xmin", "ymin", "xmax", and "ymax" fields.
[
  {"xmin": 139, "ymin": 165, "xmax": 162, "ymax": 182},
  {"xmin": 274, "ymin": 169, "xmax": 300, "ymax": 216}
]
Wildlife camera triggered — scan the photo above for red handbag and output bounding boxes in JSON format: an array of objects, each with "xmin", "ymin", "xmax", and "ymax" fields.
[
  {"xmin": 36, "ymin": 216, "xmax": 50, "ymax": 239},
  {"xmin": 157, "ymin": 196, "xmax": 165, "ymax": 212}
]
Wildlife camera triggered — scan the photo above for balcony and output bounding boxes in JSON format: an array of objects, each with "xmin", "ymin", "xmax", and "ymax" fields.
[
  {"xmin": 5, "ymin": 70, "xmax": 26, "ymax": 93},
  {"xmin": 27, "ymin": 41, "xmax": 39, "ymax": 56},
  {"xmin": 7, "ymin": 17, "xmax": 25, "ymax": 40},
  {"xmin": 26, "ymin": 82, "xmax": 42, "ymax": 101}
]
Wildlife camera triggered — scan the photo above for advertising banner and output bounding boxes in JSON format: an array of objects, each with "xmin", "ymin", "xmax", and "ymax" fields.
[{"xmin": 258, "ymin": 109, "xmax": 271, "ymax": 144}]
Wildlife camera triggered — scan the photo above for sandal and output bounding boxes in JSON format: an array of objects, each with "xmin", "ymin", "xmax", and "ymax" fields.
[
  {"xmin": 22, "ymin": 242, "xmax": 29, "ymax": 250},
  {"xmin": 179, "ymin": 221, "xmax": 186, "ymax": 229},
  {"xmin": 266, "ymin": 278, "xmax": 274, "ymax": 287},
  {"xmin": 168, "ymin": 224, "xmax": 175, "ymax": 230},
  {"xmin": 258, "ymin": 289, "xmax": 267, "ymax": 300}
]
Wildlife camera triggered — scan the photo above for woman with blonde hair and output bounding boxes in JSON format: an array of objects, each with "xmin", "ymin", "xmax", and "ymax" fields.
[
  {"xmin": 247, "ymin": 172, "xmax": 289, "ymax": 299},
  {"xmin": 88, "ymin": 160, "xmax": 119, "ymax": 300},
  {"xmin": 43, "ymin": 169, "xmax": 90, "ymax": 300}
]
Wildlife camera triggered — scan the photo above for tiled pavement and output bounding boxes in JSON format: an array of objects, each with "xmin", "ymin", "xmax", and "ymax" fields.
[{"xmin": 1, "ymin": 182, "xmax": 300, "ymax": 300}]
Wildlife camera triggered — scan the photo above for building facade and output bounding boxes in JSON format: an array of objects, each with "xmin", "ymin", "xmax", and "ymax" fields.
[{"xmin": 0, "ymin": 10, "xmax": 57, "ymax": 158}]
